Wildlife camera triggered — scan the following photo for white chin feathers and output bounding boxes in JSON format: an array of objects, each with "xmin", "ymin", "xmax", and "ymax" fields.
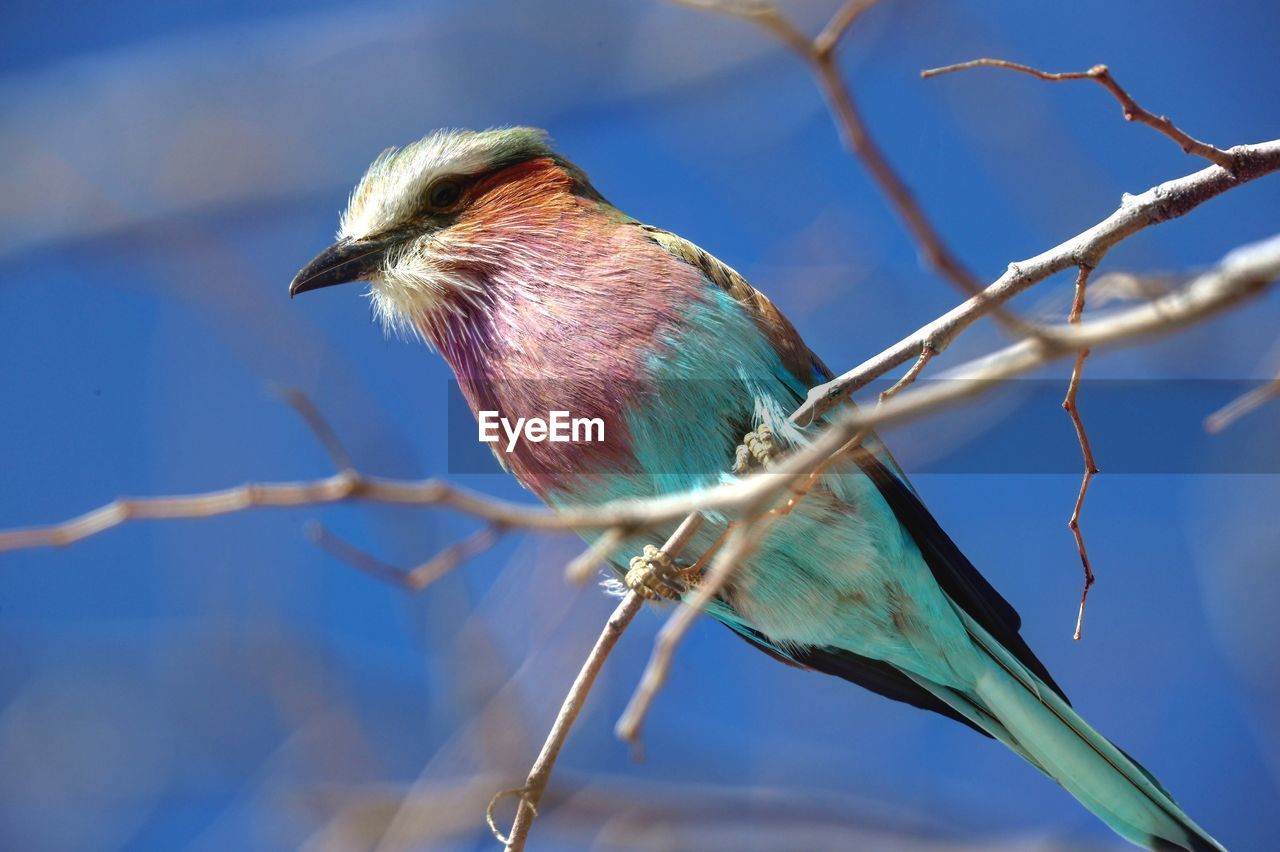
[{"xmin": 367, "ymin": 248, "xmax": 487, "ymax": 346}]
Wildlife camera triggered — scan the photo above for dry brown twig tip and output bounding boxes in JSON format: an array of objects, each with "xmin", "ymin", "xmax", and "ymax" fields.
[
  {"xmin": 920, "ymin": 58, "xmax": 1236, "ymax": 171},
  {"xmin": 814, "ymin": 0, "xmax": 880, "ymax": 59}
]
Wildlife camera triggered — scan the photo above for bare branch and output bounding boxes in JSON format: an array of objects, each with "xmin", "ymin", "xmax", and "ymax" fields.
[
  {"xmin": 811, "ymin": 58, "xmax": 1000, "ymax": 308},
  {"xmin": 823, "ymin": 235, "xmax": 1280, "ymax": 457},
  {"xmin": 306, "ymin": 521, "xmax": 504, "ymax": 591},
  {"xmin": 494, "ymin": 512, "xmax": 706, "ymax": 846},
  {"xmin": 1063, "ymin": 370, "xmax": 1098, "ymax": 626},
  {"xmin": 921, "ymin": 59, "xmax": 1236, "ymax": 171},
  {"xmin": 1205, "ymin": 372, "xmax": 1280, "ymax": 433},
  {"xmin": 1061, "ymin": 267, "xmax": 1100, "ymax": 641},
  {"xmin": 814, "ymin": 0, "xmax": 875, "ymax": 58},
  {"xmin": 669, "ymin": 1, "xmax": 812, "ymax": 58},
  {"xmin": 0, "ymin": 475, "xmax": 534, "ymax": 552},
  {"xmin": 814, "ymin": 0, "xmax": 880, "ymax": 59},
  {"xmin": 489, "ymin": 590, "xmax": 644, "ymax": 851},
  {"xmin": 793, "ymin": 140, "xmax": 1280, "ymax": 425},
  {"xmin": 5, "ymin": 233, "xmax": 1280, "ymax": 598}
]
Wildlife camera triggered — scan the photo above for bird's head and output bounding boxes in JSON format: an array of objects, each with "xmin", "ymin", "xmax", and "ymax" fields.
[{"xmin": 289, "ymin": 127, "xmax": 600, "ymax": 338}]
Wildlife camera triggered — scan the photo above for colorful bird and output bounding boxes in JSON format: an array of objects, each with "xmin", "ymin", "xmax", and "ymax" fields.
[{"xmin": 291, "ymin": 127, "xmax": 1222, "ymax": 851}]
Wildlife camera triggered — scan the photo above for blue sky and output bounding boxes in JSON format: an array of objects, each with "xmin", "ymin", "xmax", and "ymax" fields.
[{"xmin": 2, "ymin": 1, "xmax": 1279, "ymax": 849}]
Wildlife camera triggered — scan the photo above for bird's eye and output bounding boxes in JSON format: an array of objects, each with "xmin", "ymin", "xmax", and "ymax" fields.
[{"xmin": 426, "ymin": 178, "xmax": 463, "ymax": 211}]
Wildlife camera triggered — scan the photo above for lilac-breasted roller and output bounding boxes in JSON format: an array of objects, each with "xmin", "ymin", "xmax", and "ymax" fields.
[{"xmin": 290, "ymin": 128, "xmax": 1222, "ymax": 851}]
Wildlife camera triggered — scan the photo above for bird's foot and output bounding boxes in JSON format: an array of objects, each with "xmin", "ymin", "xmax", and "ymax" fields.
[
  {"xmin": 625, "ymin": 544, "xmax": 697, "ymax": 601},
  {"xmin": 732, "ymin": 423, "xmax": 780, "ymax": 475}
]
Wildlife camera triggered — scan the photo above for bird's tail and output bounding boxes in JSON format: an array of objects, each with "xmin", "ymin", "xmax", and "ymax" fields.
[{"xmin": 917, "ymin": 611, "xmax": 1225, "ymax": 851}]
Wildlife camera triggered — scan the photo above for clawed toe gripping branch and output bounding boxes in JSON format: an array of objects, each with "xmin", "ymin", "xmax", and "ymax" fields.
[
  {"xmin": 3, "ymin": 3, "xmax": 1280, "ymax": 850},
  {"xmin": 625, "ymin": 544, "xmax": 699, "ymax": 600},
  {"xmin": 732, "ymin": 423, "xmax": 781, "ymax": 474}
]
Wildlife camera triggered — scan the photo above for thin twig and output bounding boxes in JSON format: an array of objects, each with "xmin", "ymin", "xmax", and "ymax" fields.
[
  {"xmin": 814, "ymin": 0, "xmax": 879, "ymax": 59},
  {"xmin": 491, "ymin": 590, "xmax": 645, "ymax": 851},
  {"xmin": 878, "ymin": 342, "xmax": 936, "ymax": 404},
  {"xmin": 276, "ymin": 386, "xmax": 357, "ymax": 473},
  {"xmin": 615, "ymin": 524, "xmax": 757, "ymax": 746},
  {"xmin": 498, "ymin": 512, "xmax": 706, "ymax": 849},
  {"xmin": 670, "ymin": 1, "xmax": 812, "ymax": 59},
  {"xmin": 1061, "ymin": 267, "xmax": 1099, "ymax": 641},
  {"xmin": 565, "ymin": 526, "xmax": 628, "ymax": 584},
  {"xmin": 0, "ymin": 474, "xmax": 573, "ymax": 551},
  {"xmin": 1205, "ymin": 372, "xmax": 1280, "ymax": 433},
  {"xmin": 921, "ymin": 59, "xmax": 1236, "ymax": 171},
  {"xmin": 812, "ymin": 53, "xmax": 993, "ymax": 304},
  {"xmin": 306, "ymin": 521, "xmax": 504, "ymax": 591}
]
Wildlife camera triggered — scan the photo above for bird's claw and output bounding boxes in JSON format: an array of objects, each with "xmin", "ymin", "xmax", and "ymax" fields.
[
  {"xmin": 626, "ymin": 425, "xmax": 776, "ymax": 600},
  {"xmin": 625, "ymin": 544, "xmax": 696, "ymax": 600},
  {"xmin": 732, "ymin": 423, "xmax": 780, "ymax": 475}
]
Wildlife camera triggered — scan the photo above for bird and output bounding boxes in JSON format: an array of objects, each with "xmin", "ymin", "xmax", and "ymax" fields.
[{"xmin": 290, "ymin": 127, "xmax": 1223, "ymax": 851}]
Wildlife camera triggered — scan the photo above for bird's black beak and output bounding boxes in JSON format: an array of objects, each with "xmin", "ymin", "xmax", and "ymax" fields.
[{"xmin": 289, "ymin": 237, "xmax": 395, "ymax": 298}]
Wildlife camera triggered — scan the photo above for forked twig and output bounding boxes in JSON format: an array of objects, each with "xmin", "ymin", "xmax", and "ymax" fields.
[
  {"xmin": 792, "ymin": 141, "xmax": 1280, "ymax": 425},
  {"xmin": 921, "ymin": 59, "xmax": 1236, "ymax": 171},
  {"xmin": 307, "ymin": 521, "xmax": 505, "ymax": 591},
  {"xmin": 879, "ymin": 342, "xmax": 936, "ymax": 404},
  {"xmin": 814, "ymin": 0, "xmax": 878, "ymax": 58},
  {"xmin": 676, "ymin": 0, "xmax": 1029, "ymax": 330},
  {"xmin": 615, "ymin": 524, "xmax": 757, "ymax": 746}
]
